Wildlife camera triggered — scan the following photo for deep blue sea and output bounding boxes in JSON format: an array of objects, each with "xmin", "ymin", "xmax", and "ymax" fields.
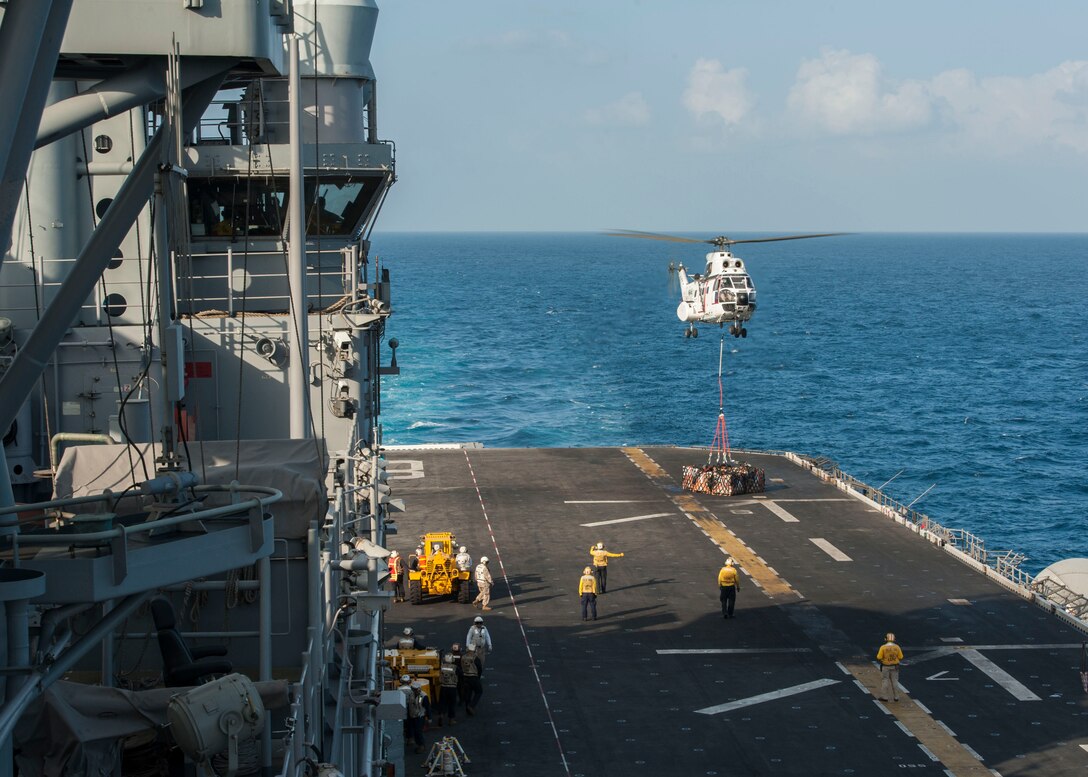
[{"xmin": 374, "ymin": 232, "xmax": 1087, "ymax": 575}]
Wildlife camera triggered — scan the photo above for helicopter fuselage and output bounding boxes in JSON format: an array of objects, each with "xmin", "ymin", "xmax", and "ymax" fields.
[{"xmin": 677, "ymin": 251, "xmax": 757, "ymax": 326}]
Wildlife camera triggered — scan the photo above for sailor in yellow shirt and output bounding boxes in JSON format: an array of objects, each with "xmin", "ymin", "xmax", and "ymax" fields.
[
  {"xmin": 717, "ymin": 558, "xmax": 740, "ymax": 619},
  {"xmin": 589, "ymin": 542, "xmax": 624, "ymax": 593},
  {"xmin": 876, "ymin": 632, "xmax": 904, "ymax": 701},
  {"xmin": 579, "ymin": 566, "xmax": 599, "ymax": 621}
]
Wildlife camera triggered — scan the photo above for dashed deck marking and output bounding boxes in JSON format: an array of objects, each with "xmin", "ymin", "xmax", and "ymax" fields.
[
  {"xmin": 694, "ymin": 679, "xmax": 840, "ymax": 715},
  {"xmin": 762, "ymin": 501, "xmax": 800, "ymax": 523},
  {"xmin": 622, "ymin": 448, "xmax": 801, "ymax": 600},
  {"xmin": 809, "ymin": 537, "xmax": 852, "ymax": 561},
  {"xmin": 462, "ymin": 450, "xmax": 572, "ymax": 777},
  {"xmin": 579, "ymin": 512, "xmax": 675, "ymax": 527},
  {"xmin": 843, "ymin": 661, "xmax": 992, "ymax": 776}
]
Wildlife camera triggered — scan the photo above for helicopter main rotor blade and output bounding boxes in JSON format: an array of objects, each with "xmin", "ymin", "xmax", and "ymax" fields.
[
  {"xmin": 603, "ymin": 229, "xmax": 711, "ymax": 245},
  {"xmin": 727, "ymin": 232, "xmax": 848, "ymax": 246}
]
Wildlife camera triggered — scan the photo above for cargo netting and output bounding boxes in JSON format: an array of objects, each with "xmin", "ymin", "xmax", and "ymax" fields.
[
  {"xmin": 682, "ymin": 462, "xmax": 765, "ymax": 496},
  {"xmin": 682, "ymin": 337, "xmax": 765, "ymax": 496}
]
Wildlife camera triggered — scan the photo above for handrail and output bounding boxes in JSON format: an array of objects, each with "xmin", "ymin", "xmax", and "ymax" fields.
[{"xmin": 6, "ymin": 484, "xmax": 281, "ymax": 569}]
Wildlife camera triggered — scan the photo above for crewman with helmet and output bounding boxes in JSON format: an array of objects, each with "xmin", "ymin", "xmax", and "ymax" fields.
[
  {"xmin": 400, "ymin": 674, "xmax": 430, "ymax": 753},
  {"xmin": 436, "ymin": 646, "xmax": 461, "ymax": 727},
  {"xmin": 579, "ymin": 566, "xmax": 599, "ymax": 621},
  {"xmin": 455, "ymin": 545, "xmax": 473, "ymax": 572},
  {"xmin": 388, "ymin": 549, "xmax": 405, "ymax": 602},
  {"xmin": 877, "ymin": 632, "xmax": 904, "ymax": 702},
  {"xmin": 465, "ymin": 615, "xmax": 493, "ymax": 667},
  {"xmin": 473, "ymin": 556, "xmax": 493, "ymax": 611},
  {"xmin": 589, "ymin": 541, "xmax": 625, "ymax": 593},
  {"xmin": 718, "ymin": 558, "xmax": 740, "ymax": 619},
  {"xmin": 458, "ymin": 645, "xmax": 484, "ymax": 715},
  {"xmin": 384, "ymin": 626, "xmax": 426, "ymax": 650}
]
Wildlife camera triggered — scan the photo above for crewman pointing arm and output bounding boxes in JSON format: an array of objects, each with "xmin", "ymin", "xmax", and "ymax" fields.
[{"xmin": 589, "ymin": 541, "xmax": 624, "ymax": 593}]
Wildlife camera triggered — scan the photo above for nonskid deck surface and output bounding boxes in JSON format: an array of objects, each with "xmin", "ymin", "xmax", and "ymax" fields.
[{"xmin": 382, "ymin": 447, "xmax": 1088, "ymax": 777}]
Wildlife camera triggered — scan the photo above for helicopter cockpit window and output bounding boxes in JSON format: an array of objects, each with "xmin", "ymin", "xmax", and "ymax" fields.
[
  {"xmin": 717, "ymin": 276, "xmax": 735, "ymax": 288},
  {"xmin": 189, "ymin": 177, "xmax": 286, "ymax": 239}
]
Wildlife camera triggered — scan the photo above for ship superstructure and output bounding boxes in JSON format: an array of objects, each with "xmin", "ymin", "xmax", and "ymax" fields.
[{"xmin": 0, "ymin": 1, "xmax": 403, "ymax": 775}]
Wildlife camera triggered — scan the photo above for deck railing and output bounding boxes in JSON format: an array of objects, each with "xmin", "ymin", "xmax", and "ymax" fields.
[{"xmin": 777, "ymin": 451, "xmax": 1045, "ymax": 591}]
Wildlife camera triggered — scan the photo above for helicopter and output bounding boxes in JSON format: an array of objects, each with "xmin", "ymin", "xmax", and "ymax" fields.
[{"xmin": 607, "ymin": 230, "xmax": 846, "ymax": 338}]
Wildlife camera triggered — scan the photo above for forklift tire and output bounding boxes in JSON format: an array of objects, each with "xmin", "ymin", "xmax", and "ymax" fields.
[
  {"xmin": 408, "ymin": 579, "xmax": 423, "ymax": 605},
  {"xmin": 456, "ymin": 579, "xmax": 473, "ymax": 603}
]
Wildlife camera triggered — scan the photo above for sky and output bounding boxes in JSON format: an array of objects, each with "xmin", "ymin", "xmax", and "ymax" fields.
[{"xmin": 369, "ymin": 1, "xmax": 1088, "ymax": 233}]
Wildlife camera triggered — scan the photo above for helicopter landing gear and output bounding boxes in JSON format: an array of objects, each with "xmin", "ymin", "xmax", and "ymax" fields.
[
  {"xmin": 728, "ymin": 324, "xmax": 747, "ymax": 338},
  {"xmin": 684, "ymin": 325, "xmax": 699, "ymax": 338}
]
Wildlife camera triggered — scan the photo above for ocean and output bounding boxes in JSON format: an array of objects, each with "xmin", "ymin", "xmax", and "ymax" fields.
[{"xmin": 374, "ymin": 232, "xmax": 1087, "ymax": 575}]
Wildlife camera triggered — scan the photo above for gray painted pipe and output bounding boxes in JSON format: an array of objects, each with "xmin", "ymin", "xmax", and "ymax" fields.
[{"xmin": 36, "ymin": 57, "xmax": 236, "ymax": 149}]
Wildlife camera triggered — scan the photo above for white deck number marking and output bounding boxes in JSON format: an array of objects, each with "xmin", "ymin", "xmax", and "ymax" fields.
[{"xmin": 387, "ymin": 460, "xmax": 424, "ymax": 480}]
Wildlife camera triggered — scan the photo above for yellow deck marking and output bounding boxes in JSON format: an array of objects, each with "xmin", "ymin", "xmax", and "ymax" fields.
[
  {"xmin": 844, "ymin": 662, "xmax": 992, "ymax": 777},
  {"xmin": 625, "ymin": 448, "xmax": 992, "ymax": 776},
  {"xmin": 622, "ymin": 448, "xmax": 799, "ymax": 600}
]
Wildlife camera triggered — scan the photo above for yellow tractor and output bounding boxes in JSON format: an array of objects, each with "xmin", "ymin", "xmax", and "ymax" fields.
[{"xmin": 407, "ymin": 532, "xmax": 473, "ymax": 604}]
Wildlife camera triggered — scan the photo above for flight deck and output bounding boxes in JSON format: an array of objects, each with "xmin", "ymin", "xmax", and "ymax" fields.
[{"xmin": 383, "ymin": 447, "xmax": 1088, "ymax": 777}]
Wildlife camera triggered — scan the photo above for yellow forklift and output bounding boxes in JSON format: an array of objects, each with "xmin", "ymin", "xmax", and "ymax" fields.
[{"xmin": 407, "ymin": 532, "xmax": 473, "ymax": 604}]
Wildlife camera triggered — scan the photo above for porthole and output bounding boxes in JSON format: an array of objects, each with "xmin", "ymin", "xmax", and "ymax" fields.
[
  {"xmin": 102, "ymin": 293, "xmax": 127, "ymax": 317},
  {"xmin": 96, "ymin": 198, "xmax": 113, "ymax": 219},
  {"xmin": 108, "ymin": 249, "xmax": 123, "ymax": 270},
  {"xmin": 94, "ymin": 135, "xmax": 113, "ymax": 154}
]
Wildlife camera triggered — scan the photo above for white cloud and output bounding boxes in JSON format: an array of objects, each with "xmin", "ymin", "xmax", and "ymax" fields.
[
  {"xmin": 683, "ymin": 59, "xmax": 753, "ymax": 126},
  {"xmin": 929, "ymin": 61, "xmax": 1088, "ymax": 154},
  {"xmin": 787, "ymin": 49, "xmax": 1088, "ymax": 154},
  {"xmin": 584, "ymin": 92, "xmax": 651, "ymax": 126},
  {"xmin": 787, "ymin": 49, "xmax": 931, "ymax": 134}
]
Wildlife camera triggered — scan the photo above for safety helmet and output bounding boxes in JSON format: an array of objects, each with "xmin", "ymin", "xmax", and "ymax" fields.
[
  {"xmin": 390, "ymin": 549, "xmax": 399, "ymax": 556},
  {"xmin": 725, "ymin": 558, "xmax": 735, "ymax": 566},
  {"xmin": 403, "ymin": 627, "xmax": 413, "ymax": 636},
  {"xmin": 583, "ymin": 567, "xmax": 593, "ymax": 575},
  {"xmin": 400, "ymin": 674, "xmax": 411, "ymax": 684},
  {"xmin": 410, "ymin": 680, "xmax": 422, "ymax": 690},
  {"xmin": 415, "ymin": 547, "xmax": 422, "ymax": 554},
  {"xmin": 480, "ymin": 556, "xmax": 489, "ymax": 563},
  {"xmin": 443, "ymin": 653, "xmax": 456, "ymax": 664},
  {"xmin": 460, "ymin": 546, "xmax": 467, "ymax": 553},
  {"xmin": 474, "ymin": 616, "xmax": 483, "ymax": 624},
  {"xmin": 596, "ymin": 542, "xmax": 603, "ymax": 549}
]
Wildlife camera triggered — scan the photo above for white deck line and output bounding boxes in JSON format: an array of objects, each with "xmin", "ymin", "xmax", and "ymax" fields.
[
  {"xmin": 564, "ymin": 500, "xmax": 653, "ymax": 504},
  {"xmin": 809, "ymin": 537, "xmax": 853, "ymax": 561},
  {"xmin": 762, "ymin": 501, "xmax": 800, "ymax": 523},
  {"xmin": 695, "ymin": 678, "xmax": 840, "ymax": 715},
  {"xmin": 959, "ymin": 649, "xmax": 1040, "ymax": 701},
  {"xmin": 657, "ymin": 644, "xmax": 813, "ymax": 648},
  {"xmin": 580, "ymin": 512, "xmax": 675, "ymax": 527}
]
